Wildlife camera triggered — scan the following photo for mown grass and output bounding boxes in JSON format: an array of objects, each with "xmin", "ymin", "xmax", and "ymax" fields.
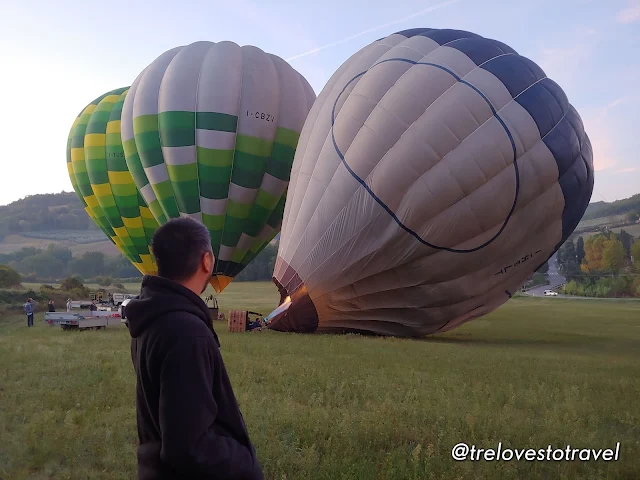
[{"xmin": 1, "ymin": 283, "xmax": 639, "ymax": 479}]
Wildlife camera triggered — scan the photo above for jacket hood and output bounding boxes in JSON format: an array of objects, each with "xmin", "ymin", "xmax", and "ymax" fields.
[{"xmin": 126, "ymin": 275, "xmax": 219, "ymax": 345}]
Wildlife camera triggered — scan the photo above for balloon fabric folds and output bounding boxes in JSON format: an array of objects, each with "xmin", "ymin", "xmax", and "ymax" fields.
[
  {"xmin": 121, "ymin": 41, "xmax": 316, "ymax": 293},
  {"xmin": 67, "ymin": 88, "xmax": 160, "ymax": 275},
  {"xmin": 270, "ymin": 28, "xmax": 594, "ymax": 337}
]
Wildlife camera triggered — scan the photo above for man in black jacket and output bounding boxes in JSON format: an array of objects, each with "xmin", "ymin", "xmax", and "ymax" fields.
[{"xmin": 126, "ymin": 217, "xmax": 263, "ymax": 480}]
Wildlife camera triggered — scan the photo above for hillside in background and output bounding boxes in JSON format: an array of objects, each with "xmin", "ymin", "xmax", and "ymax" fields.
[
  {"xmin": 0, "ymin": 192, "xmax": 97, "ymax": 239},
  {"xmin": 582, "ymin": 193, "xmax": 640, "ymax": 221},
  {"xmin": 0, "ymin": 192, "xmax": 279, "ymax": 257},
  {"xmin": 0, "ymin": 192, "xmax": 278, "ymax": 282},
  {"xmin": 0, "ymin": 192, "xmax": 118, "ymax": 256},
  {"xmin": 2, "ymin": 189, "xmax": 637, "ymax": 270}
]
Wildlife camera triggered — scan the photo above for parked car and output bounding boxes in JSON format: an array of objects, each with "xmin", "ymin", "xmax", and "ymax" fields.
[{"xmin": 543, "ymin": 290, "xmax": 558, "ymax": 296}]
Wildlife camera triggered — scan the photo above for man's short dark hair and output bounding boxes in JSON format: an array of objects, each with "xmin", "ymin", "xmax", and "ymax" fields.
[{"xmin": 151, "ymin": 217, "xmax": 213, "ymax": 282}]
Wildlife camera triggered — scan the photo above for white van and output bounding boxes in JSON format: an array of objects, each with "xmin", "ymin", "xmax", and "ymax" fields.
[{"xmin": 543, "ymin": 289, "xmax": 558, "ymax": 296}]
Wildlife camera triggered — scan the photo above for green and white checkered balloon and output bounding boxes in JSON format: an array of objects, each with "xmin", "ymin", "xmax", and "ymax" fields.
[{"xmin": 121, "ymin": 41, "xmax": 316, "ymax": 292}]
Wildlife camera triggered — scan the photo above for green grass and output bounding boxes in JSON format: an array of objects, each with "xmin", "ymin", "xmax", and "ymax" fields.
[
  {"xmin": 576, "ymin": 215, "xmax": 628, "ymax": 230},
  {"xmin": 1, "ymin": 284, "xmax": 639, "ymax": 479},
  {"xmin": 576, "ymin": 219, "xmax": 640, "ymax": 241}
]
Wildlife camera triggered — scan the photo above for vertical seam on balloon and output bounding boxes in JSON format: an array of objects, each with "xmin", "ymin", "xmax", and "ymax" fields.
[
  {"xmin": 82, "ymin": 93, "xmax": 131, "ymax": 260},
  {"xmin": 192, "ymin": 45, "xmax": 207, "ymax": 226},
  {"xmin": 105, "ymin": 90, "xmax": 143, "ymax": 268},
  {"xmin": 158, "ymin": 49, "xmax": 184, "ymax": 221},
  {"xmin": 217, "ymin": 44, "xmax": 245, "ymax": 279},
  {"xmin": 158, "ymin": 50, "xmax": 189, "ymax": 219},
  {"xmin": 276, "ymin": 76, "xmax": 318, "ymax": 280},
  {"xmin": 130, "ymin": 68, "xmax": 163, "ymax": 225},
  {"xmin": 331, "ymin": 58, "xmax": 519, "ymax": 254},
  {"xmin": 69, "ymin": 96, "xmax": 119, "ymax": 251},
  {"xmin": 280, "ymin": 44, "xmax": 393, "ymax": 268},
  {"xmin": 228, "ymin": 52, "xmax": 282, "ymax": 278},
  {"xmin": 125, "ymin": 72, "xmax": 162, "ymax": 257}
]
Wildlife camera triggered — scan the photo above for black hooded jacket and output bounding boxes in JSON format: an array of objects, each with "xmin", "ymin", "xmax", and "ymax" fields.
[{"xmin": 126, "ymin": 275, "xmax": 263, "ymax": 480}]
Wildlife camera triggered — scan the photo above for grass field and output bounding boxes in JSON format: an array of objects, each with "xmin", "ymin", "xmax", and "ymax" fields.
[
  {"xmin": 1, "ymin": 283, "xmax": 639, "ymax": 479},
  {"xmin": 577, "ymin": 223, "xmax": 640, "ymax": 241},
  {"xmin": 576, "ymin": 215, "xmax": 628, "ymax": 230}
]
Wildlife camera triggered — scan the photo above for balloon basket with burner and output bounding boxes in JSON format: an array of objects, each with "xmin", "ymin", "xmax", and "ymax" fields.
[{"xmin": 228, "ymin": 310, "xmax": 265, "ymax": 333}]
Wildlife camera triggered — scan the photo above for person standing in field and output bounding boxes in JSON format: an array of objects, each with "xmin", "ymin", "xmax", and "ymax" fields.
[
  {"xmin": 24, "ymin": 298, "xmax": 35, "ymax": 327},
  {"xmin": 125, "ymin": 217, "xmax": 263, "ymax": 480},
  {"xmin": 48, "ymin": 299, "xmax": 55, "ymax": 312}
]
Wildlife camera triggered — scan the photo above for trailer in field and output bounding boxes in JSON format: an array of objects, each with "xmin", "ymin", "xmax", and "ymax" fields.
[
  {"xmin": 45, "ymin": 301, "xmax": 122, "ymax": 330},
  {"xmin": 111, "ymin": 293, "xmax": 134, "ymax": 306}
]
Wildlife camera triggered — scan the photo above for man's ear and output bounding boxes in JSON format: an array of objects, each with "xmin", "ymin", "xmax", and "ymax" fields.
[{"xmin": 202, "ymin": 250, "xmax": 214, "ymax": 274}]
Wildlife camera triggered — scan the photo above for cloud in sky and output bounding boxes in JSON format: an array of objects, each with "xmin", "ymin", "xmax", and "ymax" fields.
[
  {"xmin": 534, "ymin": 25, "xmax": 599, "ymax": 93},
  {"xmin": 617, "ymin": 0, "xmax": 640, "ymax": 23},
  {"xmin": 615, "ymin": 167, "xmax": 640, "ymax": 173},
  {"xmin": 581, "ymin": 97, "xmax": 632, "ymax": 172},
  {"xmin": 285, "ymin": 0, "xmax": 463, "ymax": 62}
]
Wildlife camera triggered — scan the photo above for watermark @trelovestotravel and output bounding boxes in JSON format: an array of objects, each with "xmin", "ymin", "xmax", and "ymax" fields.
[{"xmin": 451, "ymin": 442, "xmax": 621, "ymax": 462}]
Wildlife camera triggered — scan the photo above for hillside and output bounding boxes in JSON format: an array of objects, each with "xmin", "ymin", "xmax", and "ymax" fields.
[
  {"xmin": 0, "ymin": 192, "xmax": 97, "ymax": 238},
  {"xmin": 0, "ymin": 192, "xmax": 279, "ymax": 257},
  {"xmin": 581, "ymin": 193, "xmax": 640, "ymax": 221},
  {"xmin": 2, "ymin": 190, "xmax": 636, "ymax": 265}
]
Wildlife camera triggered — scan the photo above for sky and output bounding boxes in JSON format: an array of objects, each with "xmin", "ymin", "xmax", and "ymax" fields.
[{"xmin": 1, "ymin": 0, "xmax": 638, "ymax": 207}]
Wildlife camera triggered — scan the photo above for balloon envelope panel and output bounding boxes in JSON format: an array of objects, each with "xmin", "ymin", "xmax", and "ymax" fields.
[
  {"xmin": 67, "ymin": 88, "xmax": 159, "ymax": 275},
  {"xmin": 271, "ymin": 28, "xmax": 593, "ymax": 337},
  {"xmin": 121, "ymin": 41, "xmax": 316, "ymax": 292}
]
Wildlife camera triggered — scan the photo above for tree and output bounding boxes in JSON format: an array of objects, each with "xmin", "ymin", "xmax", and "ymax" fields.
[
  {"xmin": 582, "ymin": 234, "xmax": 626, "ymax": 274},
  {"xmin": 60, "ymin": 276, "xmax": 85, "ymax": 290},
  {"xmin": 631, "ymin": 241, "xmax": 640, "ymax": 272},
  {"xmin": 105, "ymin": 255, "xmax": 141, "ymax": 278},
  {"xmin": 536, "ymin": 261, "xmax": 549, "ymax": 274},
  {"xmin": 0, "ymin": 264, "xmax": 22, "ymax": 288},
  {"xmin": 581, "ymin": 235, "xmax": 607, "ymax": 273},
  {"xmin": 576, "ymin": 236, "xmax": 585, "ymax": 265},
  {"xmin": 20, "ymin": 252, "xmax": 65, "ymax": 279},
  {"xmin": 235, "ymin": 244, "xmax": 278, "ymax": 281},
  {"xmin": 68, "ymin": 251, "xmax": 106, "ymax": 278},
  {"xmin": 627, "ymin": 212, "xmax": 639, "ymax": 223},
  {"xmin": 616, "ymin": 230, "xmax": 633, "ymax": 258},
  {"xmin": 601, "ymin": 237, "xmax": 625, "ymax": 274},
  {"xmin": 559, "ymin": 240, "xmax": 581, "ymax": 281},
  {"xmin": 46, "ymin": 244, "xmax": 73, "ymax": 266}
]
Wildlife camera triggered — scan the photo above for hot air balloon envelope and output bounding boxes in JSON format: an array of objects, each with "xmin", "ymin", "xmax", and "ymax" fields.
[
  {"xmin": 121, "ymin": 41, "xmax": 316, "ymax": 293},
  {"xmin": 270, "ymin": 28, "xmax": 593, "ymax": 337},
  {"xmin": 67, "ymin": 88, "xmax": 159, "ymax": 275}
]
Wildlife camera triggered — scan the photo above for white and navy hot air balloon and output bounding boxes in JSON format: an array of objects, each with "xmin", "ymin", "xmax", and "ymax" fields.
[{"xmin": 268, "ymin": 28, "xmax": 593, "ymax": 337}]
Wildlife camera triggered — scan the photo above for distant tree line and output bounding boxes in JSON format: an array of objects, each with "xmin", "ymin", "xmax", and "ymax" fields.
[
  {"xmin": 0, "ymin": 242, "xmax": 279, "ymax": 284},
  {"xmin": 0, "ymin": 245, "xmax": 141, "ymax": 282},
  {"xmin": 581, "ymin": 194, "xmax": 640, "ymax": 221},
  {"xmin": 557, "ymin": 229, "xmax": 640, "ymax": 297},
  {"xmin": 234, "ymin": 244, "xmax": 277, "ymax": 282}
]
